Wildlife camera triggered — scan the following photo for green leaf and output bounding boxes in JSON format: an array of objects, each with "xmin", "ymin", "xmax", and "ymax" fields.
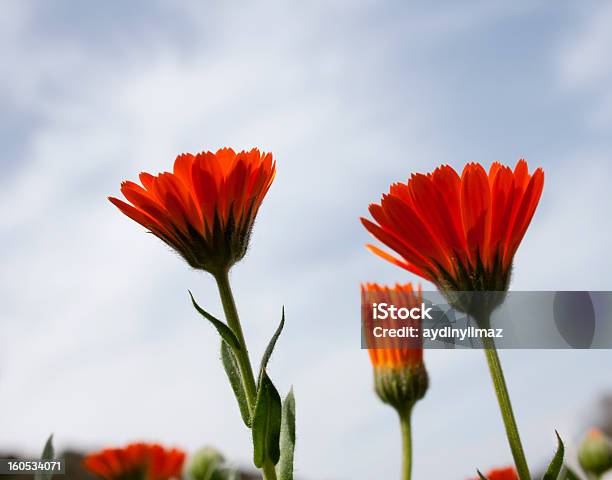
[
  {"xmin": 252, "ymin": 370, "xmax": 282, "ymax": 468},
  {"xmin": 221, "ymin": 341, "xmax": 252, "ymax": 427},
  {"xmin": 543, "ymin": 431, "xmax": 565, "ymax": 480},
  {"xmin": 562, "ymin": 467, "xmax": 580, "ymax": 480},
  {"xmin": 189, "ymin": 291, "xmax": 241, "ymax": 352},
  {"xmin": 35, "ymin": 434, "xmax": 55, "ymax": 480},
  {"xmin": 277, "ymin": 388, "xmax": 296, "ymax": 480},
  {"xmin": 476, "ymin": 470, "xmax": 489, "ymax": 480},
  {"xmin": 258, "ymin": 308, "xmax": 285, "ymax": 384}
]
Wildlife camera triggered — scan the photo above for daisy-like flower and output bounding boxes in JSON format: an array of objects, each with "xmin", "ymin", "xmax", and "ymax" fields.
[
  {"xmin": 362, "ymin": 160, "xmax": 543, "ymax": 480},
  {"xmin": 471, "ymin": 467, "xmax": 519, "ymax": 480},
  {"xmin": 83, "ymin": 443, "xmax": 185, "ymax": 480},
  {"xmin": 109, "ymin": 148, "xmax": 275, "ymax": 275},
  {"xmin": 361, "ymin": 160, "xmax": 543, "ymax": 298}
]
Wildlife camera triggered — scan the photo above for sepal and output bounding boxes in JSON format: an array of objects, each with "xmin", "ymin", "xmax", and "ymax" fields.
[{"xmin": 373, "ymin": 364, "xmax": 428, "ymax": 411}]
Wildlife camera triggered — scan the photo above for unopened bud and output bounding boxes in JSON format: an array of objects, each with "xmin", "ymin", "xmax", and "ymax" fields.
[
  {"xmin": 186, "ymin": 447, "xmax": 225, "ymax": 480},
  {"xmin": 373, "ymin": 364, "xmax": 428, "ymax": 412},
  {"xmin": 578, "ymin": 429, "xmax": 612, "ymax": 476}
]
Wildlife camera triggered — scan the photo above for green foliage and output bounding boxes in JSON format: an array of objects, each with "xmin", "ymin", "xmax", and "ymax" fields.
[
  {"xmin": 35, "ymin": 435, "xmax": 55, "ymax": 480},
  {"xmin": 258, "ymin": 308, "xmax": 285, "ymax": 385},
  {"xmin": 221, "ymin": 341, "xmax": 252, "ymax": 427},
  {"xmin": 252, "ymin": 371, "xmax": 282, "ymax": 468},
  {"xmin": 543, "ymin": 431, "xmax": 565, "ymax": 480},
  {"xmin": 189, "ymin": 291, "xmax": 241, "ymax": 352},
  {"xmin": 277, "ymin": 388, "xmax": 296, "ymax": 480}
]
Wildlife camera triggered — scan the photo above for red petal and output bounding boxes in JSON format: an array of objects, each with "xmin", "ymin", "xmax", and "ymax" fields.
[
  {"xmin": 460, "ymin": 163, "xmax": 491, "ymax": 265},
  {"xmin": 504, "ymin": 167, "xmax": 544, "ymax": 266}
]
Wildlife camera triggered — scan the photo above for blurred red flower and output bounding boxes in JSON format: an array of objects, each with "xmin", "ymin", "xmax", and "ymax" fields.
[
  {"xmin": 110, "ymin": 148, "xmax": 275, "ymax": 274},
  {"xmin": 470, "ymin": 466, "xmax": 519, "ymax": 480},
  {"xmin": 83, "ymin": 443, "xmax": 185, "ymax": 480},
  {"xmin": 361, "ymin": 160, "xmax": 544, "ymax": 292}
]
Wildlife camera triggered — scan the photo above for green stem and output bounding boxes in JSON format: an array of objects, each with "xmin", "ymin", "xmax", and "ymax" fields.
[
  {"xmin": 399, "ymin": 405, "xmax": 413, "ymax": 480},
  {"xmin": 214, "ymin": 269, "xmax": 258, "ymax": 411},
  {"xmin": 482, "ymin": 334, "xmax": 531, "ymax": 480},
  {"xmin": 262, "ymin": 460, "xmax": 278, "ymax": 480},
  {"xmin": 215, "ymin": 269, "xmax": 277, "ymax": 479}
]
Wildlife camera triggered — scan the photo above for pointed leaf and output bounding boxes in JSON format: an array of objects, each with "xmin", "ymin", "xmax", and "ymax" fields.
[
  {"xmin": 35, "ymin": 434, "xmax": 55, "ymax": 480},
  {"xmin": 476, "ymin": 470, "xmax": 489, "ymax": 480},
  {"xmin": 543, "ymin": 431, "xmax": 565, "ymax": 480},
  {"xmin": 221, "ymin": 341, "xmax": 251, "ymax": 427},
  {"xmin": 258, "ymin": 308, "xmax": 285, "ymax": 384},
  {"xmin": 252, "ymin": 370, "xmax": 282, "ymax": 468},
  {"xmin": 189, "ymin": 291, "xmax": 241, "ymax": 352},
  {"xmin": 278, "ymin": 388, "xmax": 296, "ymax": 480}
]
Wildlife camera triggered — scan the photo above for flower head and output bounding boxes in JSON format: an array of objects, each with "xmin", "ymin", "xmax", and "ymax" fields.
[
  {"xmin": 471, "ymin": 467, "xmax": 518, "ymax": 480},
  {"xmin": 361, "ymin": 160, "xmax": 544, "ymax": 294},
  {"xmin": 362, "ymin": 283, "xmax": 428, "ymax": 410},
  {"xmin": 83, "ymin": 443, "xmax": 185, "ymax": 480},
  {"xmin": 110, "ymin": 148, "xmax": 275, "ymax": 275}
]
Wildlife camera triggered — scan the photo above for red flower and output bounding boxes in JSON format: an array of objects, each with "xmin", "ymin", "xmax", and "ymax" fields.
[
  {"xmin": 361, "ymin": 160, "xmax": 544, "ymax": 293},
  {"xmin": 83, "ymin": 443, "xmax": 185, "ymax": 480},
  {"xmin": 362, "ymin": 282, "xmax": 428, "ymax": 409},
  {"xmin": 471, "ymin": 467, "xmax": 519, "ymax": 480},
  {"xmin": 110, "ymin": 148, "xmax": 275, "ymax": 274},
  {"xmin": 363, "ymin": 283, "xmax": 424, "ymax": 368}
]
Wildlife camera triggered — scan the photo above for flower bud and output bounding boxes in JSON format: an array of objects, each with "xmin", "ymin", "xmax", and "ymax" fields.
[
  {"xmin": 363, "ymin": 283, "xmax": 429, "ymax": 412},
  {"xmin": 578, "ymin": 429, "xmax": 612, "ymax": 476},
  {"xmin": 373, "ymin": 363, "xmax": 429, "ymax": 411},
  {"xmin": 186, "ymin": 447, "xmax": 225, "ymax": 480}
]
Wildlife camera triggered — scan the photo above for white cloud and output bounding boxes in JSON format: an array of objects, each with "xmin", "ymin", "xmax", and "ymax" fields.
[{"xmin": 558, "ymin": 3, "xmax": 612, "ymax": 128}]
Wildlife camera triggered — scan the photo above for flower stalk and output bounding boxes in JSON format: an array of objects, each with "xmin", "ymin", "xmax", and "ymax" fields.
[
  {"xmin": 214, "ymin": 269, "xmax": 258, "ymax": 412},
  {"xmin": 109, "ymin": 148, "xmax": 293, "ymax": 479},
  {"xmin": 481, "ymin": 333, "xmax": 531, "ymax": 480},
  {"xmin": 399, "ymin": 405, "xmax": 413, "ymax": 480},
  {"xmin": 214, "ymin": 269, "xmax": 279, "ymax": 480}
]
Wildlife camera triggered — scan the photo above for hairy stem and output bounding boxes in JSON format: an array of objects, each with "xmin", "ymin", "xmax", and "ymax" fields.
[
  {"xmin": 399, "ymin": 405, "xmax": 413, "ymax": 480},
  {"xmin": 214, "ymin": 269, "xmax": 258, "ymax": 411},
  {"xmin": 482, "ymin": 334, "xmax": 531, "ymax": 480}
]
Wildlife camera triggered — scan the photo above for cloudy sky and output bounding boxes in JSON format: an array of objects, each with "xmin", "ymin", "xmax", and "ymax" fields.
[{"xmin": 1, "ymin": 1, "xmax": 612, "ymax": 478}]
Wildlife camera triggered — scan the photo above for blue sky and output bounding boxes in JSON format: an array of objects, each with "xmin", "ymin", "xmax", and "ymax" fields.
[{"xmin": 1, "ymin": 1, "xmax": 612, "ymax": 478}]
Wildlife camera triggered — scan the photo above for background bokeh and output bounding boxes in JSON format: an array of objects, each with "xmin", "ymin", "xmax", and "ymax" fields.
[{"xmin": 1, "ymin": 1, "xmax": 612, "ymax": 478}]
